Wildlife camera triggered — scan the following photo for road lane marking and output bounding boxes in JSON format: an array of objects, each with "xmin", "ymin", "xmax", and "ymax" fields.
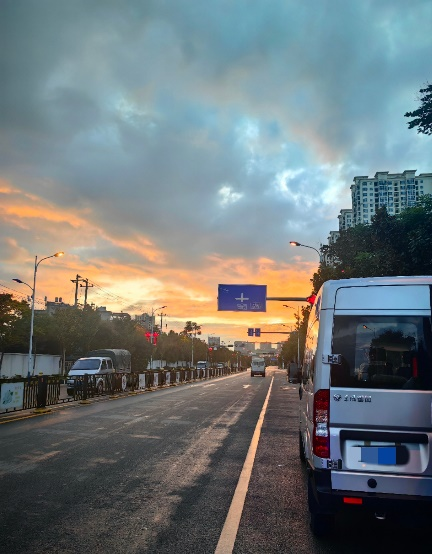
[{"xmin": 214, "ymin": 376, "xmax": 274, "ymax": 554}]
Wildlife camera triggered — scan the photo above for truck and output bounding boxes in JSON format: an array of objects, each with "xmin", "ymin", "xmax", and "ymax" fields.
[
  {"xmin": 86, "ymin": 349, "xmax": 131, "ymax": 374},
  {"xmin": 66, "ymin": 349, "xmax": 132, "ymax": 396},
  {"xmin": 196, "ymin": 361, "xmax": 209, "ymax": 371}
]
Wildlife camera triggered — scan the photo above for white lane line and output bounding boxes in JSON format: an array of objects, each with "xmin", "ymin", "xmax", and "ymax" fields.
[{"xmin": 214, "ymin": 376, "xmax": 274, "ymax": 554}]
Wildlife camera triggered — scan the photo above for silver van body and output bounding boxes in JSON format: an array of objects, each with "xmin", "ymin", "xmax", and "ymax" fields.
[
  {"xmin": 299, "ymin": 276, "xmax": 432, "ymax": 535},
  {"xmin": 251, "ymin": 357, "xmax": 266, "ymax": 377}
]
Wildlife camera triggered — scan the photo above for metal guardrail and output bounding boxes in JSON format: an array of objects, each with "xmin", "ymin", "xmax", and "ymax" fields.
[{"xmin": 0, "ymin": 367, "xmax": 246, "ymax": 415}]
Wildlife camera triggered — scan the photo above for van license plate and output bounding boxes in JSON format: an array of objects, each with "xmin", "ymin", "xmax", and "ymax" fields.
[{"xmin": 360, "ymin": 446, "xmax": 408, "ymax": 465}]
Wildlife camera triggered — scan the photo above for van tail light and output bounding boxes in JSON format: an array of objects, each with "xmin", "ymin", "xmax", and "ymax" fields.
[
  {"xmin": 313, "ymin": 389, "xmax": 330, "ymax": 458},
  {"xmin": 343, "ymin": 497, "xmax": 363, "ymax": 505}
]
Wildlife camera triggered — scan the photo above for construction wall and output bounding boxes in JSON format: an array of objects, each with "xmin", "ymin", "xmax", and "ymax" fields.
[{"xmin": 0, "ymin": 353, "xmax": 62, "ymax": 378}]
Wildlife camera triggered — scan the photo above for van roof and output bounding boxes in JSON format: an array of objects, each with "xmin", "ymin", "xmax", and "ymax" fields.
[{"xmin": 316, "ymin": 276, "xmax": 432, "ymax": 311}]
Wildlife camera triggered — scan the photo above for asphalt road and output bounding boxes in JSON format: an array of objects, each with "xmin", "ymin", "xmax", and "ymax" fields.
[{"xmin": 0, "ymin": 368, "xmax": 429, "ymax": 553}]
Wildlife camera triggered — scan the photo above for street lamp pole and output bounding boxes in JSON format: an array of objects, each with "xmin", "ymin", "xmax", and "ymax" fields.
[
  {"xmin": 289, "ymin": 241, "xmax": 321, "ymax": 262},
  {"xmin": 150, "ymin": 305, "xmax": 166, "ymax": 370},
  {"xmin": 283, "ymin": 304, "xmax": 300, "ymax": 366},
  {"xmin": 13, "ymin": 251, "xmax": 64, "ymax": 379}
]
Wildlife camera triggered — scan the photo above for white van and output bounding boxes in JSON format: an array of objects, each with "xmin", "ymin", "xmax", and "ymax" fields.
[
  {"xmin": 251, "ymin": 357, "xmax": 266, "ymax": 377},
  {"xmin": 66, "ymin": 357, "xmax": 115, "ymax": 396},
  {"xmin": 299, "ymin": 276, "xmax": 432, "ymax": 536}
]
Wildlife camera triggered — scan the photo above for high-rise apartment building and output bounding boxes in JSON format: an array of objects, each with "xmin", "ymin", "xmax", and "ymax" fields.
[
  {"xmin": 327, "ymin": 170, "xmax": 432, "ymax": 248},
  {"xmin": 338, "ymin": 208, "xmax": 353, "ymax": 231},
  {"xmin": 350, "ymin": 170, "xmax": 432, "ymax": 226}
]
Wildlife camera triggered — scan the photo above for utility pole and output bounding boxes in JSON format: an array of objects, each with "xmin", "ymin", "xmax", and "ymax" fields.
[
  {"xmin": 158, "ymin": 312, "xmax": 167, "ymax": 332},
  {"xmin": 70, "ymin": 274, "xmax": 84, "ymax": 306},
  {"xmin": 79, "ymin": 278, "xmax": 94, "ymax": 306}
]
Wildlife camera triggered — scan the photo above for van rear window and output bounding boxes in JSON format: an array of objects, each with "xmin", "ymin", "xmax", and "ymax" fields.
[{"xmin": 331, "ymin": 316, "xmax": 432, "ymax": 390}]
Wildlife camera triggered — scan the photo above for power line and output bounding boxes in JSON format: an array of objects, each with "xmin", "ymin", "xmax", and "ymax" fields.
[{"xmin": 0, "ymin": 283, "xmax": 45, "ymax": 307}]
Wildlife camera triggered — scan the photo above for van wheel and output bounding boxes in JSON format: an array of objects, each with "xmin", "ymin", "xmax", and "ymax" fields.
[
  {"xmin": 308, "ymin": 477, "xmax": 334, "ymax": 537},
  {"xmin": 97, "ymin": 382, "xmax": 103, "ymax": 395},
  {"xmin": 310, "ymin": 512, "xmax": 334, "ymax": 537},
  {"xmin": 299, "ymin": 431, "xmax": 306, "ymax": 463}
]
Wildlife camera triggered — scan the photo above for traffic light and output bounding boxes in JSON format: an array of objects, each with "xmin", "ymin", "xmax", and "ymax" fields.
[
  {"xmin": 255, "ymin": 328, "xmax": 261, "ymax": 337},
  {"xmin": 248, "ymin": 328, "xmax": 254, "ymax": 336},
  {"xmin": 306, "ymin": 294, "xmax": 316, "ymax": 305}
]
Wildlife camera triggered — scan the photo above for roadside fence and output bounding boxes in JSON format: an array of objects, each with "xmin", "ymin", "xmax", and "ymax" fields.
[{"xmin": 0, "ymin": 366, "xmax": 246, "ymax": 415}]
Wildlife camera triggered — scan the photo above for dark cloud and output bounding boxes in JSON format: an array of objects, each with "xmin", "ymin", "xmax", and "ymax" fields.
[{"xmin": 1, "ymin": 0, "xmax": 431, "ymax": 315}]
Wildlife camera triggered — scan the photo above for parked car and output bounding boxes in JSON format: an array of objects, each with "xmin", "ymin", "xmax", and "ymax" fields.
[
  {"xmin": 299, "ymin": 276, "xmax": 432, "ymax": 536},
  {"xmin": 66, "ymin": 356, "xmax": 115, "ymax": 396}
]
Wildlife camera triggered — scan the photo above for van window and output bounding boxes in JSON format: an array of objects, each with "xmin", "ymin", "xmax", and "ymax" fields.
[
  {"xmin": 71, "ymin": 358, "xmax": 101, "ymax": 371},
  {"xmin": 303, "ymin": 317, "xmax": 319, "ymax": 383},
  {"xmin": 331, "ymin": 315, "xmax": 432, "ymax": 390}
]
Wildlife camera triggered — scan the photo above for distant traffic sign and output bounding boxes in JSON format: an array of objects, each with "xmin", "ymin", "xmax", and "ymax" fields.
[{"xmin": 218, "ymin": 285, "xmax": 267, "ymax": 312}]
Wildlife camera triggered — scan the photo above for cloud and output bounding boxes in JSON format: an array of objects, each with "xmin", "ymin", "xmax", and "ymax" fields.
[{"xmin": 1, "ymin": 0, "xmax": 431, "ymax": 342}]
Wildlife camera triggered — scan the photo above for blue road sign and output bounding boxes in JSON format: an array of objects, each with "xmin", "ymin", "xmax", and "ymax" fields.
[{"xmin": 218, "ymin": 284, "xmax": 267, "ymax": 312}]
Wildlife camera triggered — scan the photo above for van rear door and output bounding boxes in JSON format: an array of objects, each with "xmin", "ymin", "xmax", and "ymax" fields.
[{"xmin": 328, "ymin": 284, "xmax": 432, "ymax": 495}]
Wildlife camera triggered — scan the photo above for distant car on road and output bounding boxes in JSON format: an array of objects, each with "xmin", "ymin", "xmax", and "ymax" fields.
[{"xmin": 251, "ymin": 357, "xmax": 266, "ymax": 377}]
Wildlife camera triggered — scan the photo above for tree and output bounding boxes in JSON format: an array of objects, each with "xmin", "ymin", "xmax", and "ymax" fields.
[
  {"xmin": 312, "ymin": 198, "xmax": 432, "ymax": 294},
  {"xmin": 0, "ymin": 294, "xmax": 30, "ymax": 354},
  {"xmin": 182, "ymin": 321, "xmax": 201, "ymax": 337},
  {"xmin": 404, "ymin": 83, "xmax": 432, "ymax": 135}
]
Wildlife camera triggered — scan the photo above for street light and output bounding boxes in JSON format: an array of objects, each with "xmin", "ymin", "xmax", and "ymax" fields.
[
  {"xmin": 283, "ymin": 304, "xmax": 300, "ymax": 367},
  {"xmin": 289, "ymin": 241, "xmax": 321, "ymax": 261},
  {"xmin": 150, "ymin": 305, "xmax": 166, "ymax": 370},
  {"xmin": 13, "ymin": 251, "xmax": 64, "ymax": 378},
  {"xmin": 190, "ymin": 324, "xmax": 201, "ymax": 368}
]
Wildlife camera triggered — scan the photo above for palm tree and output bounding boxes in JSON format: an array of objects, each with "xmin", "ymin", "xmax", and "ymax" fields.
[{"xmin": 182, "ymin": 321, "xmax": 201, "ymax": 366}]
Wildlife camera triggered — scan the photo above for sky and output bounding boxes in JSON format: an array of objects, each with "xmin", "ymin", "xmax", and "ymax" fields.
[{"xmin": 1, "ymin": 0, "xmax": 431, "ymax": 346}]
